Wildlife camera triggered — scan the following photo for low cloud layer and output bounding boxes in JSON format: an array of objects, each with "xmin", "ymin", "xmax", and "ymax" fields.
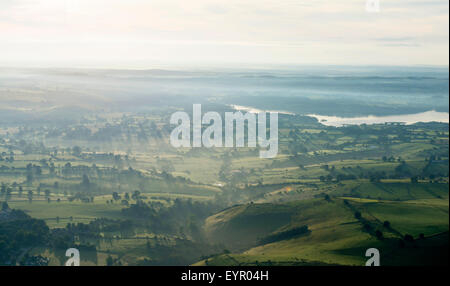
[{"xmin": 0, "ymin": 0, "xmax": 448, "ymax": 67}]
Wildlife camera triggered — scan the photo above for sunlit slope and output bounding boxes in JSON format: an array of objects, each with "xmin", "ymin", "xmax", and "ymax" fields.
[{"xmin": 200, "ymin": 182, "xmax": 448, "ymax": 266}]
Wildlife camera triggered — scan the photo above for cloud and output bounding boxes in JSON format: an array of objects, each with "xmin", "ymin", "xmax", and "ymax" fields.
[{"xmin": 0, "ymin": 0, "xmax": 448, "ymax": 66}]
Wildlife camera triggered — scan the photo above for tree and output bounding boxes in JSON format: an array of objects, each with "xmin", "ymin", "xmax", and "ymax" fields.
[
  {"xmin": 0, "ymin": 183, "xmax": 6, "ymax": 196},
  {"xmin": 354, "ymin": 211, "xmax": 362, "ymax": 219},
  {"xmin": 106, "ymin": 255, "xmax": 114, "ymax": 266},
  {"xmin": 132, "ymin": 190, "xmax": 141, "ymax": 201},
  {"xmin": 26, "ymin": 173, "xmax": 33, "ymax": 184},
  {"xmin": 383, "ymin": 220, "xmax": 390, "ymax": 228},
  {"xmin": 27, "ymin": 191, "xmax": 33, "ymax": 203},
  {"xmin": 5, "ymin": 188, "xmax": 12, "ymax": 201},
  {"xmin": 112, "ymin": 192, "xmax": 120, "ymax": 201},
  {"xmin": 35, "ymin": 166, "xmax": 42, "ymax": 176},
  {"xmin": 1, "ymin": 201, "xmax": 8, "ymax": 211},
  {"xmin": 49, "ymin": 163, "xmax": 55, "ymax": 175},
  {"xmin": 375, "ymin": 230, "xmax": 383, "ymax": 239},
  {"xmin": 72, "ymin": 146, "xmax": 82, "ymax": 157},
  {"xmin": 404, "ymin": 234, "xmax": 414, "ymax": 242},
  {"xmin": 81, "ymin": 175, "xmax": 90, "ymax": 190}
]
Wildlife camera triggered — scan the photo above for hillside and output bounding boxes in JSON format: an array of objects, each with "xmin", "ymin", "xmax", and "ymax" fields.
[{"xmin": 199, "ymin": 181, "xmax": 449, "ymax": 266}]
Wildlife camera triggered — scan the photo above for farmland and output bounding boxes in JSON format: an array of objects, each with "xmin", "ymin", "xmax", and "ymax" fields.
[{"xmin": 0, "ymin": 68, "xmax": 448, "ymax": 266}]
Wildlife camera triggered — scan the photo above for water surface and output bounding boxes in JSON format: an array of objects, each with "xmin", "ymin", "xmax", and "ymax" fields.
[{"xmin": 307, "ymin": 110, "xmax": 449, "ymax": 127}]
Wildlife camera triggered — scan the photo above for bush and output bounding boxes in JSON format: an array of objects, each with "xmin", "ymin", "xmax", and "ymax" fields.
[
  {"xmin": 375, "ymin": 230, "xmax": 383, "ymax": 239},
  {"xmin": 404, "ymin": 234, "xmax": 414, "ymax": 242}
]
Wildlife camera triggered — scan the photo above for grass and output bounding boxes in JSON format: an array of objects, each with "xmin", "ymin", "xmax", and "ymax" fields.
[
  {"xmin": 7, "ymin": 200, "xmax": 124, "ymax": 228},
  {"xmin": 361, "ymin": 201, "xmax": 448, "ymax": 237},
  {"xmin": 199, "ymin": 181, "xmax": 449, "ymax": 266},
  {"xmin": 1, "ymin": 116, "xmax": 448, "ymax": 266},
  {"xmin": 6, "ymin": 189, "xmax": 214, "ymax": 228}
]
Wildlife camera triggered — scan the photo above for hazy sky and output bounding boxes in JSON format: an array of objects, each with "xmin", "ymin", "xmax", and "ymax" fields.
[{"xmin": 0, "ymin": 0, "xmax": 448, "ymax": 68}]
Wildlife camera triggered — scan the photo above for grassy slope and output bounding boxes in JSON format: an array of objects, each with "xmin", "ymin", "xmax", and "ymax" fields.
[{"xmin": 198, "ymin": 181, "xmax": 449, "ymax": 266}]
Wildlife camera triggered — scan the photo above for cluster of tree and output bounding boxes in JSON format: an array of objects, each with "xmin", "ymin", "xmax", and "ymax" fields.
[
  {"xmin": 68, "ymin": 192, "xmax": 94, "ymax": 203},
  {"xmin": 382, "ymin": 156, "xmax": 402, "ymax": 162},
  {"xmin": 44, "ymin": 118, "xmax": 163, "ymax": 143},
  {"xmin": 18, "ymin": 254, "xmax": 49, "ymax": 266},
  {"xmin": 121, "ymin": 198, "xmax": 221, "ymax": 240},
  {"xmin": 0, "ymin": 151, "xmax": 14, "ymax": 163},
  {"xmin": 319, "ymin": 174, "xmax": 357, "ymax": 182},
  {"xmin": 0, "ymin": 205, "xmax": 50, "ymax": 265},
  {"xmin": 121, "ymin": 200, "xmax": 157, "ymax": 219}
]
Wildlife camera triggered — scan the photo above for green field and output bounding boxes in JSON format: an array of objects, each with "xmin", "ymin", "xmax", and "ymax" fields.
[
  {"xmin": 197, "ymin": 182, "xmax": 448, "ymax": 266},
  {"xmin": 1, "ymin": 104, "xmax": 448, "ymax": 266}
]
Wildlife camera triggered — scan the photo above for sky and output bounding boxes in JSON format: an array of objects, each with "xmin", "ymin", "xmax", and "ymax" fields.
[{"xmin": 0, "ymin": 0, "xmax": 448, "ymax": 68}]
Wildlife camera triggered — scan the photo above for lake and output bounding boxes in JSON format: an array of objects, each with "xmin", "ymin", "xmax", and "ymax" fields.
[
  {"xmin": 231, "ymin": 105, "xmax": 449, "ymax": 127},
  {"xmin": 307, "ymin": 110, "xmax": 449, "ymax": 127}
]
